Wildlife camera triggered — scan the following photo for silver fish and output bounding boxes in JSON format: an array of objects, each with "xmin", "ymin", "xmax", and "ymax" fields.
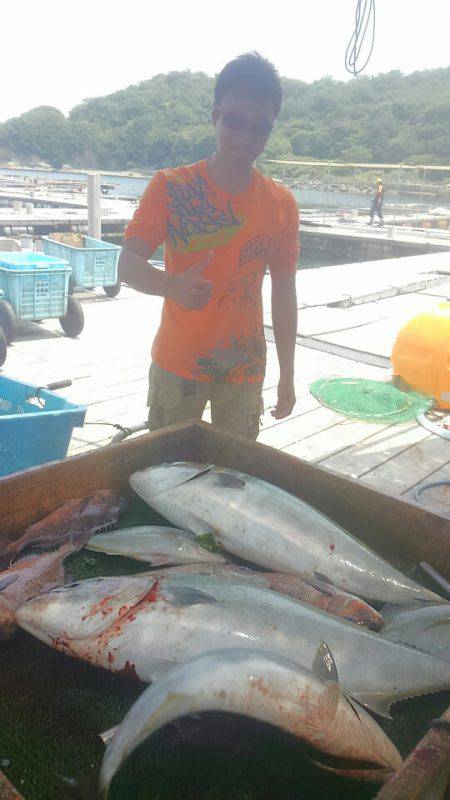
[
  {"xmin": 86, "ymin": 526, "xmax": 227, "ymax": 566},
  {"xmin": 129, "ymin": 462, "xmax": 442, "ymax": 606},
  {"xmin": 382, "ymin": 603, "xmax": 450, "ymax": 662},
  {"xmin": 147, "ymin": 563, "xmax": 384, "ymax": 630},
  {"xmin": 98, "ymin": 646, "xmax": 403, "ymax": 798},
  {"xmin": 16, "ymin": 573, "xmax": 450, "ymax": 717}
]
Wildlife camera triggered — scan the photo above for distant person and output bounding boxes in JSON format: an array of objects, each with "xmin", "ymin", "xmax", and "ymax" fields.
[
  {"xmin": 119, "ymin": 52, "xmax": 299, "ymax": 440},
  {"xmin": 369, "ymin": 178, "xmax": 384, "ymax": 226}
]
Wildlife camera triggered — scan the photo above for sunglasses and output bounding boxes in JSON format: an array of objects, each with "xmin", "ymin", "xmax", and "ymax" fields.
[{"xmin": 217, "ymin": 107, "xmax": 274, "ymax": 139}]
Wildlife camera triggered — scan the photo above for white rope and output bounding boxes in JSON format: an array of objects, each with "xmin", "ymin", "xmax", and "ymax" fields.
[{"xmin": 345, "ymin": 0, "xmax": 376, "ymax": 76}]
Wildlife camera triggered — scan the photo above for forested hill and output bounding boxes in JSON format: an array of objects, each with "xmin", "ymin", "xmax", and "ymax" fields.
[{"xmin": 1, "ymin": 67, "xmax": 449, "ymax": 171}]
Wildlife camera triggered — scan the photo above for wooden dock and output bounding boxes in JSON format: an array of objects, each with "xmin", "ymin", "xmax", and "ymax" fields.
[{"xmin": 2, "ymin": 251, "xmax": 449, "ymax": 518}]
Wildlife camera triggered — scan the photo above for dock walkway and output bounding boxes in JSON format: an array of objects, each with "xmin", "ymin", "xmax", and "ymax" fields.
[{"xmin": 2, "ymin": 251, "xmax": 450, "ymax": 518}]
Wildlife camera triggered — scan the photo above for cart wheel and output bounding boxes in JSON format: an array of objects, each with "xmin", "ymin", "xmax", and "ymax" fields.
[
  {"xmin": 103, "ymin": 280, "xmax": 121, "ymax": 298},
  {"xmin": 59, "ymin": 296, "xmax": 84, "ymax": 337},
  {"xmin": 0, "ymin": 325, "xmax": 7, "ymax": 366},
  {"xmin": 0, "ymin": 300, "xmax": 17, "ymax": 344}
]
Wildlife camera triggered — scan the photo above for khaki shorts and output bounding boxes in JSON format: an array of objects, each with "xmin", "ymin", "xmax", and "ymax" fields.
[{"xmin": 147, "ymin": 363, "xmax": 262, "ymax": 440}]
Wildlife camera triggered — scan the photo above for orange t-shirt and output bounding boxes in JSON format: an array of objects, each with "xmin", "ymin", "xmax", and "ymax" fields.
[{"xmin": 125, "ymin": 159, "xmax": 299, "ymax": 384}]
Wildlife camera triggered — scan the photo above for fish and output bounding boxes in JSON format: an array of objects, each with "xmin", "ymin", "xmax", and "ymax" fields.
[
  {"xmin": 16, "ymin": 573, "xmax": 450, "ymax": 717},
  {"xmin": 129, "ymin": 462, "xmax": 442, "ymax": 606},
  {"xmin": 0, "ymin": 542, "xmax": 80, "ymax": 639},
  {"xmin": 0, "ymin": 490, "xmax": 129, "ymax": 567},
  {"xmin": 86, "ymin": 526, "xmax": 227, "ymax": 566},
  {"xmin": 381, "ymin": 603, "xmax": 450, "ymax": 662},
  {"xmin": 145, "ymin": 563, "xmax": 383, "ymax": 630},
  {"xmin": 97, "ymin": 646, "xmax": 403, "ymax": 798}
]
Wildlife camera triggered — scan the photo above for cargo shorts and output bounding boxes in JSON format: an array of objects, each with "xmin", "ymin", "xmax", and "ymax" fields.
[{"xmin": 147, "ymin": 363, "xmax": 263, "ymax": 440}]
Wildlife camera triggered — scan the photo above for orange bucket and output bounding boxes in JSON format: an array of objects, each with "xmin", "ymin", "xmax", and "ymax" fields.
[{"xmin": 391, "ymin": 301, "xmax": 450, "ymax": 409}]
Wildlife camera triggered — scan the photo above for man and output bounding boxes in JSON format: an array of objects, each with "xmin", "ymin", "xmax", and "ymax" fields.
[
  {"xmin": 369, "ymin": 178, "xmax": 384, "ymax": 226},
  {"xmin": 119, "ymin": 52, "xmax": 299, "ymax": 440}
]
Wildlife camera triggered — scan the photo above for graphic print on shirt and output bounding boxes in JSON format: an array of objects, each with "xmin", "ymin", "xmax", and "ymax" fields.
[
  {"xmin": 166, "ymin": 174, "xmax": 244, "ymax": 254},
  {"xmin": 193, "ymin": 236, "xmax": 273, "ymax": 383},
  {"xmin": 194, "ymin": 331, "xmax": 266, "ymax": 383}
]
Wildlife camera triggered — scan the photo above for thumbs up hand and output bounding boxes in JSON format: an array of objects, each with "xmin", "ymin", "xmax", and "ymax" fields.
[{"xmin": 167, "ymin": 251, "xmax": 214, "ymax": 309}]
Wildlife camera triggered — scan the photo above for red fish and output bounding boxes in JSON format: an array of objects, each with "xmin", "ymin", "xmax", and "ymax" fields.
[
  {"xmin": 265, "ymin": 572, "xmax": 384, "ymax": 631},
  {"xmin": 145, "ymin": 564, "xmax": 384, "ymax": 631},
  {"xmin": 0, "ymin": 542, "xmax": 78, "ymax": 638},
  {"xmin": 0, "ymin": 490, "xmax": 129, "ymax": 568}
]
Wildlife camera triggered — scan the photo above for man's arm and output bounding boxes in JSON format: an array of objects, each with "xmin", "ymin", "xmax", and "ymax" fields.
[
  {"xmin": 271, "ymin": 273, "xmax": 298, "ymax": 419},
  {"xmin": 119, "ymin": 238, "xmax": 214, "ymax": 310}
]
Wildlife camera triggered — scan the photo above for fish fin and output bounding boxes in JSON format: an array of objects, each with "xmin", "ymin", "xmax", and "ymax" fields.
[
  {"xmin": 350, "ymin": 693, "xmax": 393, "ymax": 719},
  {"xmin": 99, "ymin": 690, "xmax": 186, "ymax": 747},
  {"xmin": 424, "ymin": 618, "xmax": 450, "ymax": 631},
  {"xmin": 196, "ymin": 533, "xmax": 223, "ymax": 554},
  {"xmin": 312, "ymin": 641, "xmax": 338, "ymax": 684},
  {"xmin": 301, "ymin": 572, "xmax": 340, "ymax": 597},
  {"xmin": 0, "ymin": 574, "xmax": 18, "ymax": 591},
  {"xmin": 99, "ymin": 724, "xmax": 117, "ymax": 746},
  {"xmin": 313, "ymin": 571, "xmax": 335, "ymax": 586},
  {"xmin": 308, "ymin": 756, "xmax": 394, "ymax": 784},
  {"xmin": 184, "ymin": 465, "xmax": 214, "ymax": 483},
  {"xmin": 214, "ymin": 470, "xmax": 246, "ymax": 489},
  {"xmin": 312, "ymin": 643, "xmax": 340, "ymax": 720},
  {"xmin": 132, "ymin": 463, "xmax": 213, "ymax": 501},
  {"xmin": 163, "ymin": 586, "xmax": 217, "ymax": 607}
]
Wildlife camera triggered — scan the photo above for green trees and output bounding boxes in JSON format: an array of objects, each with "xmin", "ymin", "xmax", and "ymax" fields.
[
  {"xmin": 0, "ymin": 67, "xmax": 449, "ymax": 171},
  {"xmin": 0, "ymin": 106, "xmax": 71, "ymax": 168}
]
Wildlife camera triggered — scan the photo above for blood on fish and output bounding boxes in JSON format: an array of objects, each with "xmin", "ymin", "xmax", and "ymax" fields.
[
  {"xmin": 415, "ymin": 746, "xmax": 441, "ymax": 769},
  {"xmin": 117, "ymin": 660, "xmax": 139, "ymax": 681},
  {"xmin": 81, "ymin": 594, "xmax": 115, "ymax": 621},
  {"xmin": 142, "ymin": 580, "xmax": 160, "ymax": 603},
  {"xmin": 108, "ymin": 651, "xmax": 115, "ymax": 664},
  {"xmin": 329, "ymin": 543, "xmax": 335, "ymax": 554},
  {"xmin": 51, "ymin": 635, "xmax": 71, "ymax": 653}
]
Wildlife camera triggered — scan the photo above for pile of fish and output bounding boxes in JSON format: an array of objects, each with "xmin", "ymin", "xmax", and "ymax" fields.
[{"xmin": 3, "ymin": 463, "xmax": 450, "ymax": 798}]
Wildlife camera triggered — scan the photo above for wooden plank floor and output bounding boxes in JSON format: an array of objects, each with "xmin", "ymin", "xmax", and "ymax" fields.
[{"xmin": 2, "ymin": 279, "xmax": 449, "ymax": 519}]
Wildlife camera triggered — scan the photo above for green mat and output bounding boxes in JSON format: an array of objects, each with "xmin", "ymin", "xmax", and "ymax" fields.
[{"xmin": 310, "ymin": 378, "xmax": 433, "ymax": 425}]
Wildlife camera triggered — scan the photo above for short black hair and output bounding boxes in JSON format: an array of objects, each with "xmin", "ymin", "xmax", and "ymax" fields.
[{"xmin": 214, "ymin": 52, "xmax": 282, "ymax": 116}]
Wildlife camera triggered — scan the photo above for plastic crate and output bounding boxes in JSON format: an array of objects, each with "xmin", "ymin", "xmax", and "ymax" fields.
[
  {"xmin": 0, "ymin": 375, "xmax": 86, "ymax": 477},
  {"xmin": 0, "ymin": 252, "xmax": 68, "ymax": 270},
  {"xmin": 0, "ymin": 263, "xmax": 70, "ymax": 321},
  {"xmin": 42, "ymin": 235, "xmax": 121, "ymax": 289}
]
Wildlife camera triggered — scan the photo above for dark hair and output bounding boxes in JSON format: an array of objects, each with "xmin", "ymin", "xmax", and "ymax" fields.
[{"xmin": 214, "ymin": 52, "xmax": 282, "ymax": 116}]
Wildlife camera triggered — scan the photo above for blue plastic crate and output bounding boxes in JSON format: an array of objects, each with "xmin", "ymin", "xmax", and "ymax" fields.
[
  {"xmin": 42, "ymin": 235, "xmax": 121, "ymax": 289},
  {"xmin": 0, "ymin": 263, "xmax": 70, "ymax": 321},
  {"xmin": 0, "ymin": 375, "xmax": 86, "ymax": 477},
  {"xmin": 0, "ymin": 252, "xmax": 68, "ymax": 270}
]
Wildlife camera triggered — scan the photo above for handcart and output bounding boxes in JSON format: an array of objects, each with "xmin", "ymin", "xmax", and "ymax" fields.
[
  {"xmin": 0, "ymin": 252, "xmax": 84, "ymax": 365},
  {"xmin": 42, "ymin": 234, "xmax": 122, "ymax": 296},
  {"xmin": 0, "ymin": 374, "xmax": 86, "ymax": 477}
]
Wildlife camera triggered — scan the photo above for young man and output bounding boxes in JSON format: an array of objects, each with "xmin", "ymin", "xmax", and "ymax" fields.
[
  {"xmin": 119, "ymin": 52, "xmax": 299, "ymax": 440},
  {"xmin": 369, "ymin": 178, "xmax": 384, "ymax": 226}
]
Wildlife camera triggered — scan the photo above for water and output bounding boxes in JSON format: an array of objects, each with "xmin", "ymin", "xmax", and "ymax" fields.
[
  {"xmin": 0, "ymin": 166, "xmax": 149, "ymax": 198},
  {"xmin": 0, "ymin": 166, "xmax": 415, "ymax": 209}
]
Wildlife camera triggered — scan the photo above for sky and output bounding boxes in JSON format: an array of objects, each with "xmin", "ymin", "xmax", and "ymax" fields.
[{"xmin": 2, "ymin": 0, "xmax": 449, "ymax": 123}]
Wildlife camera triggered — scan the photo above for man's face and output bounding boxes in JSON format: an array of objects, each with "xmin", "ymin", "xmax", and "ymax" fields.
[{"xmin": 212, "ymin": 91, "xmax": 276, "ymax": 164}]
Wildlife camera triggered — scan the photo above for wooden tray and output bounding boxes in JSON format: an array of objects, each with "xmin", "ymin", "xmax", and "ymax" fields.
[{"xmin": 0, "ymin": 421, "xmax": 449, "ymax": 800}]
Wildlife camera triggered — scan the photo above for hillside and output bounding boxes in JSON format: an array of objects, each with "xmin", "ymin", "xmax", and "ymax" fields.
[{"xmin": 0, "ymin": 67, "xmax": 449, "ymax": 171}]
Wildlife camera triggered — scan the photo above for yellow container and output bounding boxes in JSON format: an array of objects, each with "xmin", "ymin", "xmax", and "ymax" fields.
[{"xmin": 391, "ymin": 302, "xmax": 450, "ymax": 409}]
